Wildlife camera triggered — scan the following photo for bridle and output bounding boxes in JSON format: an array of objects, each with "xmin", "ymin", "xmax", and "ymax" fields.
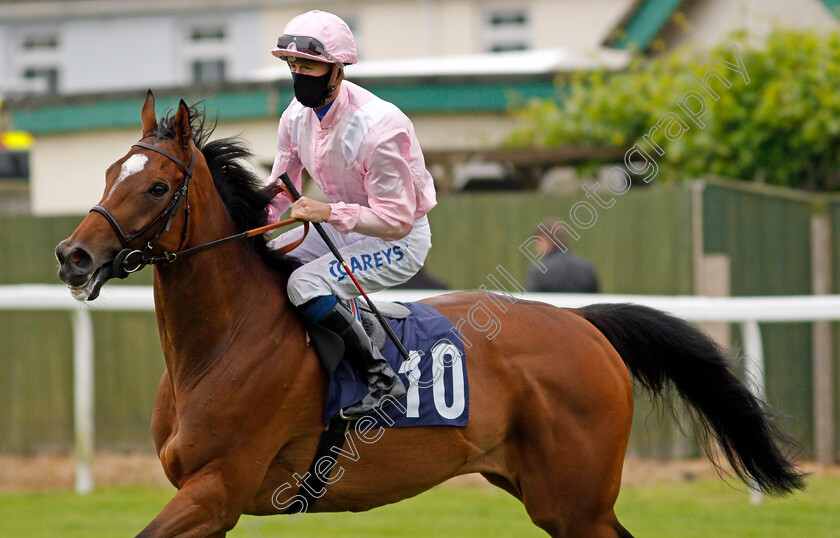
[
  {"xmin": 90, "ymin": 139, "xmax": 306, "ymax": 279},
  {"xmin": 90, "ymin": 140, "xmax": 196, "ymax": 278}
]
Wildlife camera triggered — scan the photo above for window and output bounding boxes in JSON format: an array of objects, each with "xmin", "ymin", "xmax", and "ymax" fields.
[
  {"xmin": 183, "ymin": 21, "xmax": 229, "ymax": 84},
  {"xmin": 190, "ymin": 25, "xmax": 226, "ymax": 42},
  {"xmin": 0, "ymin": 152, "xmax": 29, "ymax": 180},
  {"xmin": 22, "ymin": 33, "xmax": 59, "ymax": 50},
  {"xmin": 15, "ymin": 28, "xmax": 61, "ymax": 95},
  {"xmin": 23, "ymin": 67, "xmax": 59, "ymax": 94},
  {"xmin": 191, "ymin": 60, "xmax": 226, "ymax": 84},
  {"xmin": 482, "ymin": 7, "xmax": 531, "ymax": 53}
]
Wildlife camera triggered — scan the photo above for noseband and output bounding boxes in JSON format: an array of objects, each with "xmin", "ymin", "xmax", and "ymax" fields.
[{"xmin": 90, "ymin": 140, "xmax": 197, "ymax": 278}]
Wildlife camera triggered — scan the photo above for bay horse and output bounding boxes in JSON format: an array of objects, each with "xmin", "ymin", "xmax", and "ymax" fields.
[{"xmin": 56, "ymin": 92, "xmax": 804, "ymax": 537}]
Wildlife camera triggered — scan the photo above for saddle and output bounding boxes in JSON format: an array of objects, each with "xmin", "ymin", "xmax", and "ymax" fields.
[
  {"xmin": 304, "ymin": 299, "xmax": 411, "ymax": 375},
  {"xmin": 287, "ymin": 299, "xmax": 468, "ymax": 515}
]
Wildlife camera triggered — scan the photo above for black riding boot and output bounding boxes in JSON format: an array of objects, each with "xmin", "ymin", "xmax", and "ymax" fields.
[{"xmin": 316, "ymin": 301, "xmax": 407, "ymax": 419}]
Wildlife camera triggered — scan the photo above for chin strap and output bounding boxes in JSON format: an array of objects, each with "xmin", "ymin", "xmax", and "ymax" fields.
[{"xmin": 325, "ymin": 64, "xmax": 342, "ymax": 100}]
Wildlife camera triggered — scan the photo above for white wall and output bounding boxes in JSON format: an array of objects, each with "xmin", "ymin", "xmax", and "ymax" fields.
[
  {"xmin": 225, "ymin": 11, "xmax": 262, "ymax": 81},
  {"xmin": 359, "ymin": 2, "xmax": 430, "ymax": 60},
  {"xmin": 434, "ymin": 1, "xmax": 479, "ymax": 57},
  {"xmin": 661, "ymin": 0, "xmax": 840, "ymax": 50},
  {"xmin": 30, "ymin": 116, "xmax": 280, "ymax": 215},
  {"xmin": 257, "ymin": 0, "xmax": 633, "ymax": 68},
  {"xmin": 62, "ymin": 15, "xmax": 178, "ymax": 93},
  {"xmin": 1, "ymin": 9, "xmax": 261, "ymax": 95},
  {"xmin": 0, "ymin": 27, "xmax": 9, "ymax": 95},
  {"xmin": 532, "ymin": 0, "xmax": 635, "ymax": 50}
]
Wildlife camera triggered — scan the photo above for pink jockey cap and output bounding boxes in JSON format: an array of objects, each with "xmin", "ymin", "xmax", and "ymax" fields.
[{"xmin": 271, "ymin": 10, "xmax": 358, "ymax": 66}]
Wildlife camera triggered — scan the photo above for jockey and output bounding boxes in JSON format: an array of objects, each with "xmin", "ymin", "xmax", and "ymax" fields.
[{"xmin": 266, "ymin": 10, "xmax": 437, "ymax": 419}]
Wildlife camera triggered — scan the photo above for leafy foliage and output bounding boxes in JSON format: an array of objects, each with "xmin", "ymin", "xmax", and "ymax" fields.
[{"xmin": 506, "ymin": 29, "xmax": 840, "ymax": 190}]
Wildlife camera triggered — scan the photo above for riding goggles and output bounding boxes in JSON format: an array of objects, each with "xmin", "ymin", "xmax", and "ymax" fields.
[{"xmin": 275, "ymin": 34, "xmax": 345, "ymax": 69}]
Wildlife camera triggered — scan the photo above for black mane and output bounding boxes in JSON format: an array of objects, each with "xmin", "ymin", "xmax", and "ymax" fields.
[{"xmin": 152, "ymin": 103, "xmax": 300, "ymax": 274}]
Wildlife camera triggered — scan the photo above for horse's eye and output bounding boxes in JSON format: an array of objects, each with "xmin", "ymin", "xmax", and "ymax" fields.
[{"xmin": 149, "ymin": 183, "xmax": 169, "ymax": 197}]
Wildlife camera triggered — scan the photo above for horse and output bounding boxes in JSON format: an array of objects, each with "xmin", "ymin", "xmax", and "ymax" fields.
[{"xmin": 55, "ymin": 92, "xmax": 805, "ymax": 537}]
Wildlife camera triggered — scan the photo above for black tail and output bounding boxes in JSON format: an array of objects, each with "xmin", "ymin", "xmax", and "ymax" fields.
[{"xmin": 577, "ymin": 303, "xmax": 806, "ymax": 496}]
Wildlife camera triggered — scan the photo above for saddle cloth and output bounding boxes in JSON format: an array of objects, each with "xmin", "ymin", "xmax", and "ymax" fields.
[{"xmin": 321, "ymin": 301, "xmax": 469, "ymax": 427}]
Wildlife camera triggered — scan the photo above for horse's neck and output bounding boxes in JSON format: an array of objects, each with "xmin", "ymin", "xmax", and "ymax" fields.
[{"xmin": 152, "ymin": 187, "xmax": 298, "ymax": 391}]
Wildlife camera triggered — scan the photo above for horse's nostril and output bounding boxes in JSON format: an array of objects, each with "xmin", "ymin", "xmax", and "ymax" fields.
[
  {"xmin": 56, "ymin": 239, "xmax": 95, "ymax": 276},
  {"xmin": 67, "ymin": 247, "xmax": 93, "ymax": 273}
]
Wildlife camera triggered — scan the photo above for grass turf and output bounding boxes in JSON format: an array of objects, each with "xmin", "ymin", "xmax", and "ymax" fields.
[{"xmin": 0, "ymin": 475, "xmax": 837, "ymax": 537}]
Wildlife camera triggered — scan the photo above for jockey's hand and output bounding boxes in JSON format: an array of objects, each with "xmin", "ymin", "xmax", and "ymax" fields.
[{"xmin": 290, "ymin": 197, "xmax": 332, "ymax": 223}]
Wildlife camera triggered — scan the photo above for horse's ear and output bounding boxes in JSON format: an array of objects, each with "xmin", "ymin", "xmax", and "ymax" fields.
[
  {"xmin": 141, "ymin": 90, "xmax": 157, "ymax": 136},
  {"xmin": 173, "ymin": 99, "xmax": 192, "ymax": 147}
]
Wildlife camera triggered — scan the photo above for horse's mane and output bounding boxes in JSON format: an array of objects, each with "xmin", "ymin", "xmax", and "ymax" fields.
[{"xmin": 152, "ymin": 104, "xmax": 300, "ymax": 275}]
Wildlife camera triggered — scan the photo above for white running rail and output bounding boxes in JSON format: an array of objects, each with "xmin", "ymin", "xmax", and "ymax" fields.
[{"xmin": 2, "ymin": 285, "xmax": 839, "ymax": 498}]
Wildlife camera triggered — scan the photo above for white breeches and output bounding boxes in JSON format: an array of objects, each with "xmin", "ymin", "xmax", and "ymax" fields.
[{"xmin": 268, "ymin": 216, "xmax": 432, "ymax": 306}]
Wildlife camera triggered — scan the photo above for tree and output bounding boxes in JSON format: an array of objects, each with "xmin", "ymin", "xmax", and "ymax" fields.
[{"xmin": 505, "ymin": 29, "xmax": 840, "ymax": 191}]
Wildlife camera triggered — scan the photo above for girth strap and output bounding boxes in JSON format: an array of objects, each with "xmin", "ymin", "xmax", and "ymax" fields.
[{"xmin": 282, "ymin": 416, "xmax": 353, "ymax": 515}]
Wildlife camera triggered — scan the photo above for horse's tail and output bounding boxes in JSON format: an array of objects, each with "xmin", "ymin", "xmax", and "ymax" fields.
[{"xmin": 576, "ymin": 303, "xmax": 806, "ymax": 496}]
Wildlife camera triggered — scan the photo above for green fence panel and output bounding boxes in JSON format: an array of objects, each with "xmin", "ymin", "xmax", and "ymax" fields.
[
  {"xmin": 0, "ymin": 311, "xmax": 73, "ymax": 452},
  {"xmin": 93, "ymin": 311, "xmax": 165, "ymax": 451},
  {"xmin": 703, "ymin": 182, "xmax": 814, "ymax": 454},
  {"xmin": 425, "ymin": 186, "xmax": 693, "ymax": 295},
  {"xmin": 0, "ymin": 216, "xmax": 79, "ymax": 451},
  {"xmin": 0, "ymin": 214, "xmax": 154, "ymax": 286}
]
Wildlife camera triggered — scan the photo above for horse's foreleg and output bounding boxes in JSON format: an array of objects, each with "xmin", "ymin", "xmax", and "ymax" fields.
[
  {"xmin": 151, "ymin": 372, "xmax": 179, "ymax": 487},
  {"xmin": 136, "ymin": 471, "xmax": 252, "ymax": 538}
]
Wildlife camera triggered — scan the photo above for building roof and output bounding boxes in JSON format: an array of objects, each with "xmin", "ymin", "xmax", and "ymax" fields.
[
  {"xmin": 609, "ymin": 0, "xmax": 686, "ymax": 51},
  {"xmin": 609, "ymin": 0, "xmax": 840, "ymax": 51},
  {"xmin": 7, "ymin": 47, "xmax": 629, "ymax": 135},
  {"xmin": 255, "ymin": 47, "xmax": 630, "ymax": 82}
]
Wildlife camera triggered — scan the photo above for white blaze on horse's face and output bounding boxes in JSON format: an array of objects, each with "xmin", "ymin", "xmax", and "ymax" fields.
[{"xmin": 106, "ymin": 154, "xmax": 148, "ymax": 200}]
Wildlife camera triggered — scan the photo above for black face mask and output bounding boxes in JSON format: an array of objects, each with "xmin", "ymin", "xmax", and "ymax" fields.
[{"xmin": 291, "ymin": 71, "xmax": 333, "ymax": 109}]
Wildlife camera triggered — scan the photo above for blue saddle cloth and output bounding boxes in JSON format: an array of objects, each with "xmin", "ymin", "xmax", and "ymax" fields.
[{"xmin": 323, "ymin": 301, "xmax": 469, "ymax": 427}]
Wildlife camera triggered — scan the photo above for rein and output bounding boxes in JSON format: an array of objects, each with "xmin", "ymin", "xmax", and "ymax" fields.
[{"xmin": 90, "ymin": 140, "xmax": 307, "ymax": 279}]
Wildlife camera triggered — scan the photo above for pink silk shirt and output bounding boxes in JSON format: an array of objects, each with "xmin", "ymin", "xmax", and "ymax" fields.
[{"xmin": 268, "ymin": 80, "xmax": 437, "ymax": 239}]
